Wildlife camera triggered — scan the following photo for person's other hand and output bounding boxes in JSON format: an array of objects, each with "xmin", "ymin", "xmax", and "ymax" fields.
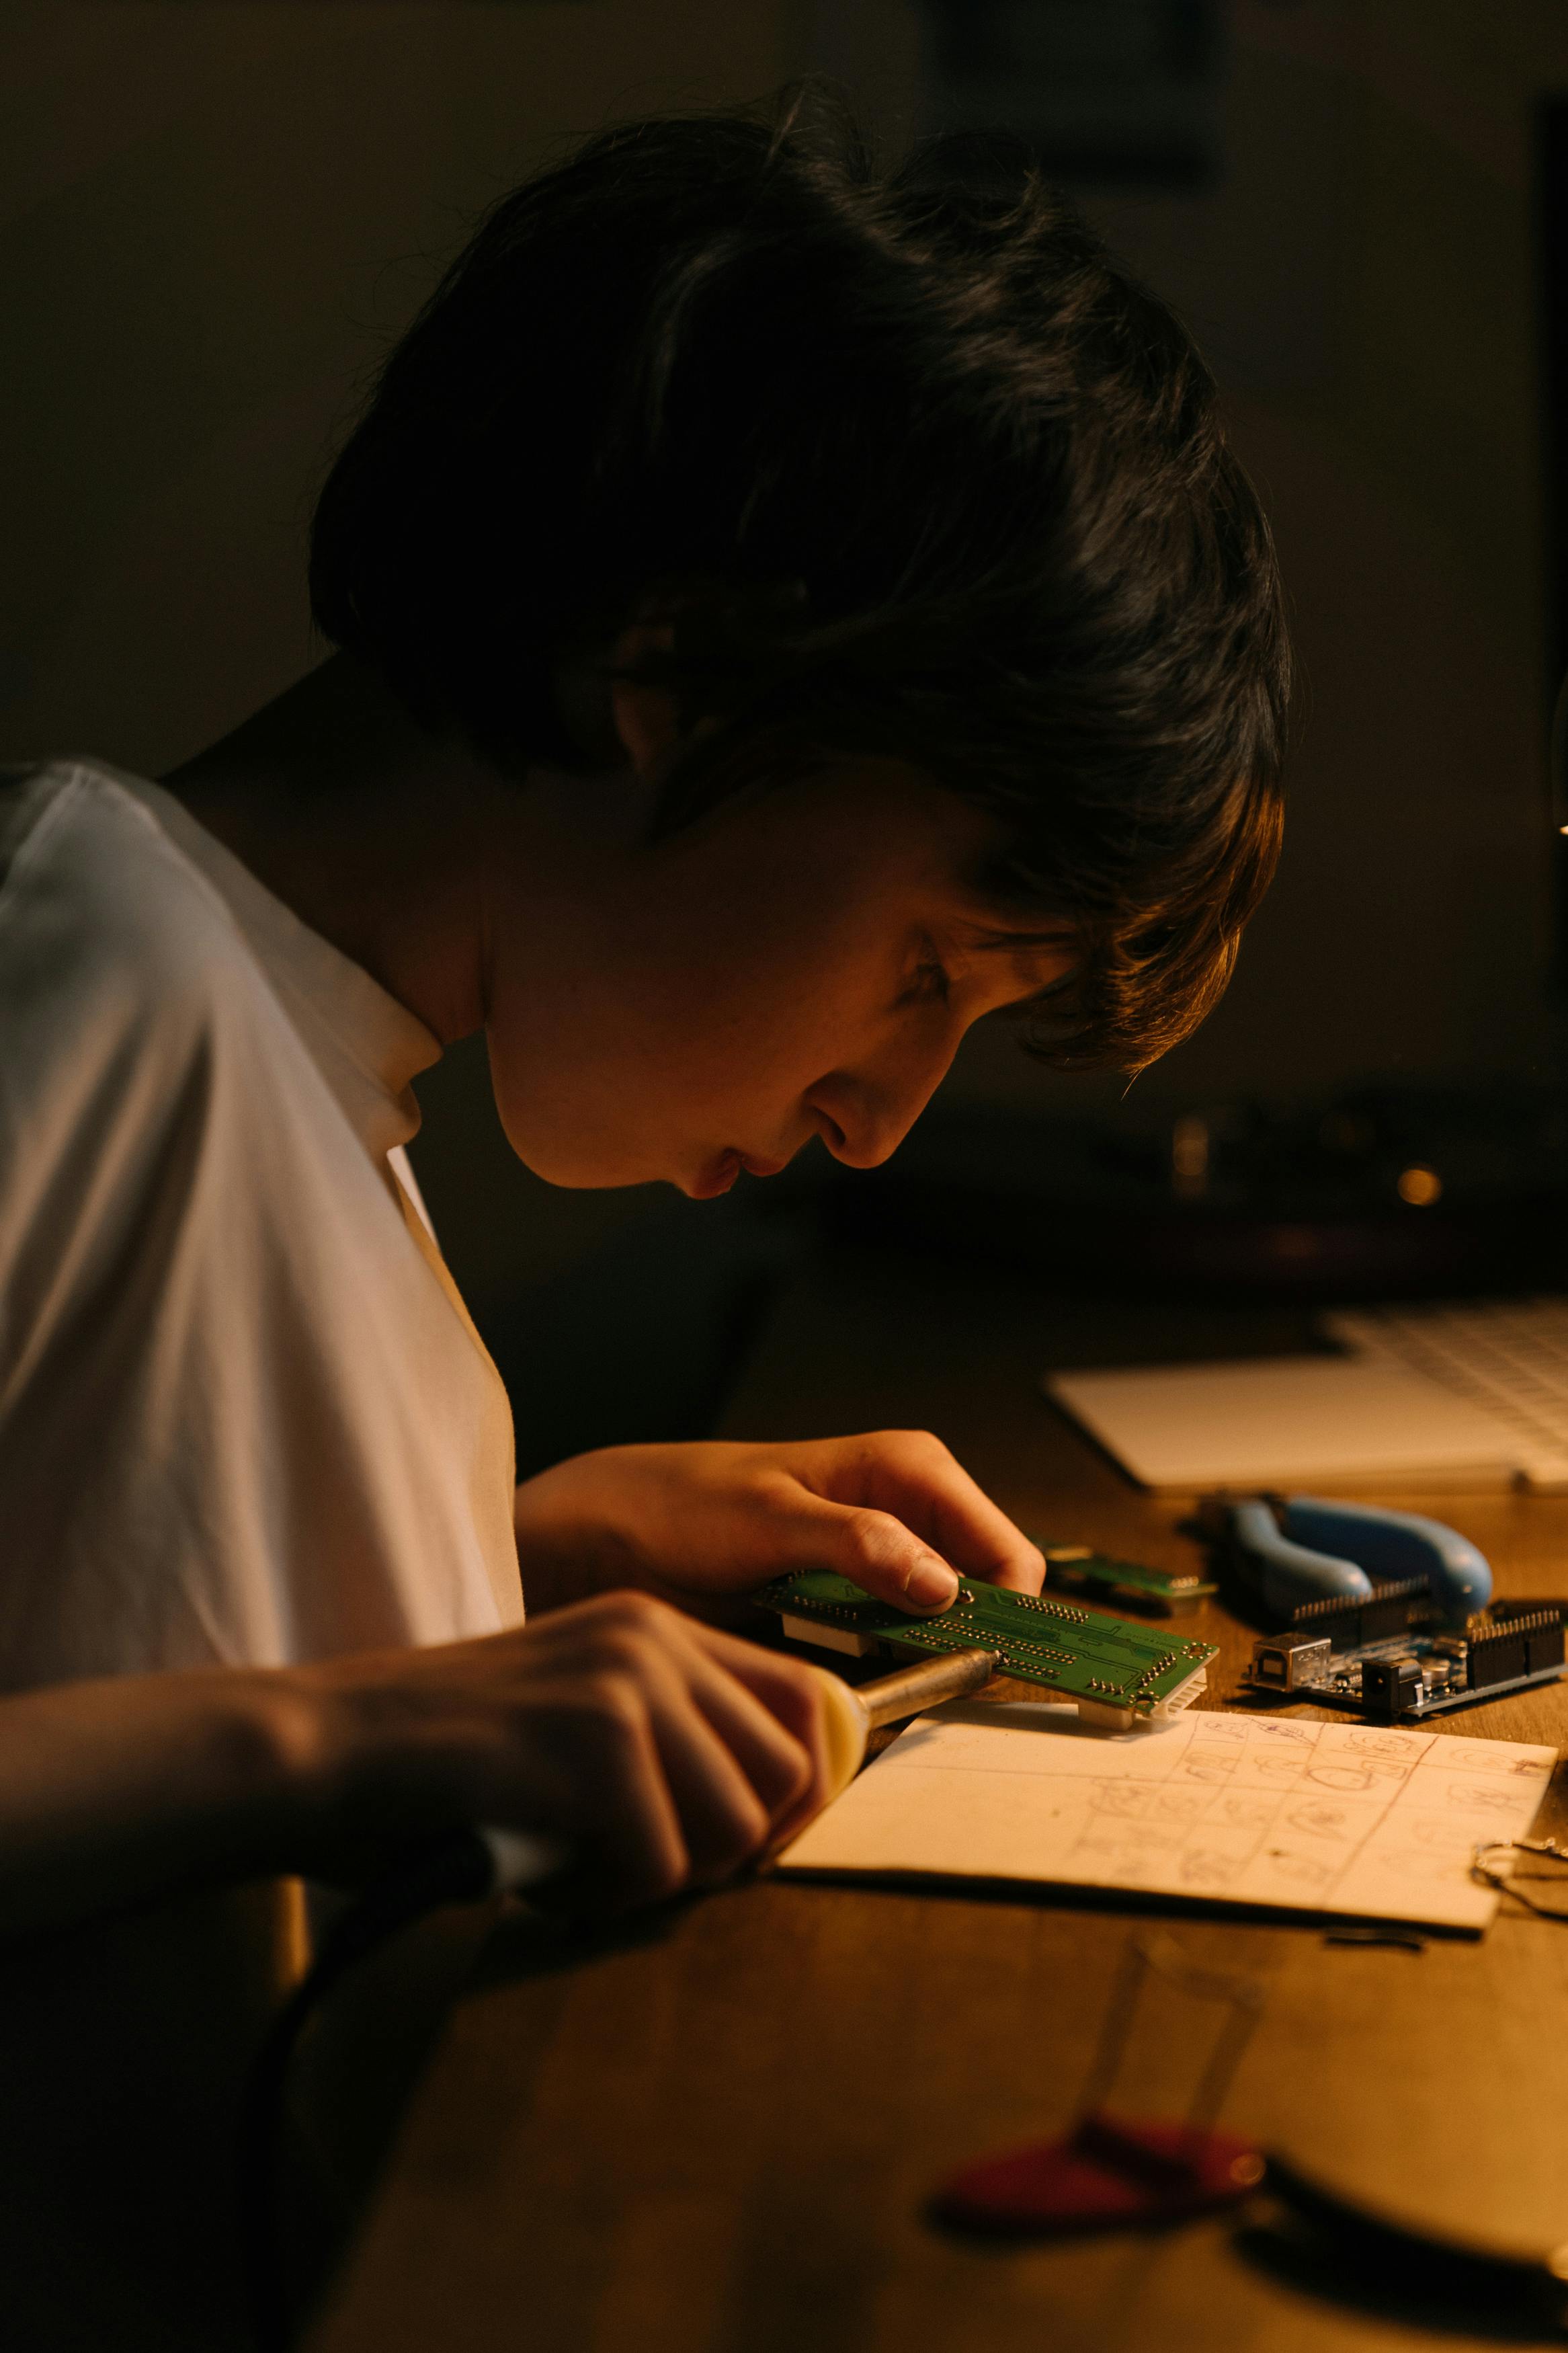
[
  {"xmin": 288, "ymin": 1591, "xmax": 829, "ymax": 1911},
  {"xmin": 511, "ymin": 1432, "xmax": 1044, "ymax": 1620}
]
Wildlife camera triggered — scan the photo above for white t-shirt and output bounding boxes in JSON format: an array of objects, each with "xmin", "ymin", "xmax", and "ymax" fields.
[{"xmin": 0, "ymin": 758, "xmax": 522, "ymax": 1689}]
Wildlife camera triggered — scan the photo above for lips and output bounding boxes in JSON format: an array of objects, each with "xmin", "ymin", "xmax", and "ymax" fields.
[
  {"xmin": 690, "ymin": 1150, "xmax": 742, "ymax": 1199},
  {"xmin": 690, "ymin": 1149, "xmax": 788, "ymax": 1199}
]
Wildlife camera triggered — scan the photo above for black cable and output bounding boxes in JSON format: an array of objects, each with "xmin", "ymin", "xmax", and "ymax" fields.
[{"xmin": 238, "ymin": 1830, "xmax": 497, "ymax": 2352}]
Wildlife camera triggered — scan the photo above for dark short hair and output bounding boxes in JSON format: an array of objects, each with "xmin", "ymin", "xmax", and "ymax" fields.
[{"xmin": 311, "ymin": 92, "xmax": 1288, "ymax": 1071}]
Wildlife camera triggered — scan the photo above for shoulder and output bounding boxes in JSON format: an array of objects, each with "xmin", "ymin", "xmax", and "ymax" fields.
[
  {"xmin": 0, "ymin": 760, "xmax": 300, "ymax": 1194},
  {"xmin": 0, "ymin": 760, "xmax": 268, "ymax": 1061},
  {"xmin": 0, "ymin": 764, "xmax": 300, "ymax": 1369}
]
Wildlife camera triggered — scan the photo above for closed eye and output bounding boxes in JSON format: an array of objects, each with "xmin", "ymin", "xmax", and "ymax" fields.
[{"xmin": 902, "ymin": 955, "xmax": 953, "ymax": 1008}]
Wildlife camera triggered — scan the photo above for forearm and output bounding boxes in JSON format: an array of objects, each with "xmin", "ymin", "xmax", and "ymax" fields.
[
  {"xmin": 513, "ymin": 1452, "xmax": 653, "ymax": 1614},
  {"xmin": 0, "ymin": 1669, "xmax": 317, "ymax": 1942},
  {"xmin": 0, "ymin": 1595, "xmax": 836, "ymax": 1942}
]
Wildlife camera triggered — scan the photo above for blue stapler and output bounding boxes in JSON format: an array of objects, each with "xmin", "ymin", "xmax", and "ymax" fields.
[{"xmin": 1198, "ymin": 1493, "xmax": 1493, "ymax": 1624}]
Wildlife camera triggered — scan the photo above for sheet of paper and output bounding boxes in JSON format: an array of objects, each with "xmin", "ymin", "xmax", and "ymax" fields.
[{"xmin": 778, "ymin": 1704, "xmax": 1558, "ymax": 1932}]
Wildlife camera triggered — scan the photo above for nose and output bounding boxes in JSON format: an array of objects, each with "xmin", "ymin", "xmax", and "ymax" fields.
[{"xmin": 805, "ymin": 1038, "xmax": 959, "ymax": 1170}]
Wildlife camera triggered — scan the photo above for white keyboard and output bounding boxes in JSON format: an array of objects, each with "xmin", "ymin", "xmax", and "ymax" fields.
[{"xmin": 1323, "ymin": 1298, "xmax": 1568, "ymax": 1490}]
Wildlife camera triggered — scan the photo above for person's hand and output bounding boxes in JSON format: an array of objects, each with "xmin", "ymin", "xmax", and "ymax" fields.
[
  {"xmin": 511, "ymin": 1432, "xmax": 1044, "ymax": 1620},
  {"xmin": 284, "ymin": 1591, "xmax": 829, "ymax": 1911}
]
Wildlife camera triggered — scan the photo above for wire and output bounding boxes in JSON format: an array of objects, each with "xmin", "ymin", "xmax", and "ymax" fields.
[{"xmin": 1471, "ymin": 1837, "xmax": 1568, "ymax": 1924}]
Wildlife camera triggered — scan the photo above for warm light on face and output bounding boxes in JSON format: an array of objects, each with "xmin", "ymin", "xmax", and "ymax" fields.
[{"xmin": 1397, "ymin": 1164, "xmax": 1443, "ymax": 1207}]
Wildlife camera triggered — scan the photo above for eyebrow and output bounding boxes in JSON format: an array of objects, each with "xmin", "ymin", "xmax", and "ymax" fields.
[
  {"xmin": 956, "ymin": 916, "xmax": 1075, "ymax": 952},
  {"xmin": 959, "ymin": 923, "xmax": 1077, "ymax": 1008}
]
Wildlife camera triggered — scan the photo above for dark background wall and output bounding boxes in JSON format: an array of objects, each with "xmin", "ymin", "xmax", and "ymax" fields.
[
  {"xmin": 934, "ymin": 0, "xmax": 1568, "ymax": 1123},
  {"xmin": 5, "ymin": 1, "xmax": 1566, "ymax": 1426},
  {"xmin": 1, "ymin": 0, "xmax": 811, "ymax": 1338}
]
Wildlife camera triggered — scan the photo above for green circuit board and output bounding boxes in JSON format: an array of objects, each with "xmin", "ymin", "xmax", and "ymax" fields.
[
  {"xmin": 759, "ymin": 1570, "xmax": 1216, "ymax": 1723},
  {"xmin": 1034, "ymin": 1541, "xmax": 1218, "ymax": 1616}
]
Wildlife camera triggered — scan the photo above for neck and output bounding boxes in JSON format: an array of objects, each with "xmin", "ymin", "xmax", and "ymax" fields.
[{"xmin": 161, "ymin": 655, "xmax": 507, "ymax": 1044}]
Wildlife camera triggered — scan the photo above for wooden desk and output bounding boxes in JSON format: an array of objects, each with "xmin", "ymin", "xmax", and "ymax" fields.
[{"xmin": 309, "ymin": 1254, "xmax": 1568, "ymax": 2353}]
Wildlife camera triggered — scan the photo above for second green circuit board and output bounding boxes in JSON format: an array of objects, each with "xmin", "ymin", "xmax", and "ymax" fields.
[{"xmin": 759, "ymin": 1570, "xmax": 1216, "ymax": 1729}]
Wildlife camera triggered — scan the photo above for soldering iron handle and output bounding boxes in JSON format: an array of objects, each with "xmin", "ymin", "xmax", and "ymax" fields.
[
  {"xmin": 804, "ymin": 1642, "xmax": 999, "ymax": 1804},
  {"xmin": 479, "ymin": 1643, "xmax": 1001, "ymax": 1882}
]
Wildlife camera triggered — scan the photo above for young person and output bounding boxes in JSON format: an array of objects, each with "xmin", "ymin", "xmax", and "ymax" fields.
[{"xmin": 0, "ymin": 98, "xmax": 1287, "ymax": 1927}]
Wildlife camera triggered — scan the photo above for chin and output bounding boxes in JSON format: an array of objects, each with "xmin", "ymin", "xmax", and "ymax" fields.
[
  {"xmin": 492, "ymin": 1092, "xmax": 715, "ymax": 1196},
  {"xmin": 497, "ymin": 1125, "xmax": 653, "ymax": 1191}
]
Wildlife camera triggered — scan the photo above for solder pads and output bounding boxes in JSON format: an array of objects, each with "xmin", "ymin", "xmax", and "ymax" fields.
[{"xmin": 759, "ymin": 1570, "xmax": 1216, "ymax": 1727}]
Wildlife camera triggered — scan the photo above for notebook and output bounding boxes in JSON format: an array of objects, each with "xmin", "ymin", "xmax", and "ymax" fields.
[
  {"xmin": 1046, "ymin": 1298, "xmax": 1568, "ymax": 1493},
  {"xmin": 777, "ymin": 1702, "xmax": 1555, "ymax": 1934},
  {"xmin": 1045, "ymin": 1355, "xmax": 1523, "ymax": 1492}
]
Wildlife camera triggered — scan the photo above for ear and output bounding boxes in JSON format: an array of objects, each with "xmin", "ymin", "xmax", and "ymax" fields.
[{"xmin": 609, "ymin": 621, "xmax": 682, "ymax": 781}]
